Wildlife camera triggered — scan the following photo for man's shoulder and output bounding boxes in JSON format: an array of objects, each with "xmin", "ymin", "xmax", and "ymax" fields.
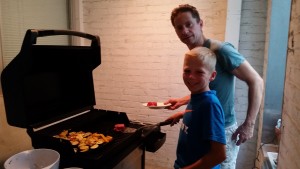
[
  {"xmin": 209, "ymin": 39, "xmax": 223, "ymax": 51},
  {"xmin": 209, "ymin": 39, "xmax": 235, "ymax": 52}
]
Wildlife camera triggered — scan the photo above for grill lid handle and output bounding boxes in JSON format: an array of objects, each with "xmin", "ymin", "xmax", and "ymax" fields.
[{"xmin": 27, "ymin": 29, "xmax": 100, "ymax": 47}]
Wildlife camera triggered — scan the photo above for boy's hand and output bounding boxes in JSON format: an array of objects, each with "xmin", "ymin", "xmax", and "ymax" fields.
[
  {"xmin": 166, "ymin": 110, "xmax": 192, "ymax": 126},
  {"xmin": 167, "ymin": 111, "xmax": 183, "ymax": 126}
]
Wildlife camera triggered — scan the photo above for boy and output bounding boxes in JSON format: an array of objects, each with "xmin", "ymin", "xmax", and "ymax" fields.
[{"xmin": 167, "ymin": 47, "xmax": 226, "ymax": 169}]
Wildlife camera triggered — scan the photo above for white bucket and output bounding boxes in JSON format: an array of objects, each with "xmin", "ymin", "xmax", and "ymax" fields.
[{"xmin": 4, "ymin": 149, "xmax": 60, "ymax": 169}]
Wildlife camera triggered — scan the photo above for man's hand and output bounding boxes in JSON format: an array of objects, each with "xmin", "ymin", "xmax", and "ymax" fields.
[
  {"xmin": 164, "ymin": 95, "xmax": 190, "ymax": 110},
  {"xmin": 231, "ymin": 123, "xmax": 254, "ymax": 146},
  {"xmin": 164, "ymin": 98, "xmax": 181, "ymax": 110},
  {"xmin": 231, "ymin": 60, "xmax": 263, "ymax": 146}
]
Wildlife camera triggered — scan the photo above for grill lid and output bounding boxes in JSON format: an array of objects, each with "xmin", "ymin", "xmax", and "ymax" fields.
[{"xmin": 1, "ymin": 29, "xmax": 101, "ymax": 128}]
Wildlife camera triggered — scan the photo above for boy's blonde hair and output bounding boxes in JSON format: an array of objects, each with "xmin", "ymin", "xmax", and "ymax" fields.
[{"xmin": 185, "ymin": 47, "xmax": 216, "ymax": 72}]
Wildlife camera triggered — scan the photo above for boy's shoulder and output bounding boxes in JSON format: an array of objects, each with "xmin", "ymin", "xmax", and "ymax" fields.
[{"xmin": 193, "ymin": 91, "xmax": 221, "ymax": 105}]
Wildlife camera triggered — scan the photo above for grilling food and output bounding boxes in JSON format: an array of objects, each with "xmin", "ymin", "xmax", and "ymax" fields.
[
  {"xmin": 114, "ymin": 124, "xmax": 125, "ymax": 132},
  {"xmin": 53, "ymin": 130, "xmax": 113, "ymax": 152},
  {"xmin": 147, "ymin": 102, "xmax": 157, "ymax": 106}
]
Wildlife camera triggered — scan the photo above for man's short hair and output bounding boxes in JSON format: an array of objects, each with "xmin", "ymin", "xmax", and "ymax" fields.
[{"xmin": 171, "ymin": 4, "xmax": 201, "ymax": 27}]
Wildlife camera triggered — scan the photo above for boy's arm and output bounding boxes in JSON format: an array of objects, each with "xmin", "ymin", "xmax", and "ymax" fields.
[
  {"xmin": 166, "ymin": 110, "xmax": 192, "ymax": 126},
  {"xmin": 182, "ymin": 141, "xmax": 226, "ymax": 169}
]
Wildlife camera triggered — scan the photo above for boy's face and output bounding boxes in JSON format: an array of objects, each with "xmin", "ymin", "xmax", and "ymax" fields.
[
  {"xmin": 173, "ymin": 11, "xmax": 204, "ymax": 49},
  {"xmin": 183, "ymin": 55, "xmax": 216, "ymax": 94}
]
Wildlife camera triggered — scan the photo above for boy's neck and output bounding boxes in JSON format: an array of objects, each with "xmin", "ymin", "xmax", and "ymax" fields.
[{"xmin": 191, "ymin": 88, "xmax": 210, "ymax": 95}]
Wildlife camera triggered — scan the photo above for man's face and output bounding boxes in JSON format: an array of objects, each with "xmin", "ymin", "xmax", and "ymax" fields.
[
  {"xmin": 173, "ymin": 12, "xmax": 204, "ymax": 49},
  {"xmin": 183, "ymin": 55, "xmax": 214, "ymax": 94}
]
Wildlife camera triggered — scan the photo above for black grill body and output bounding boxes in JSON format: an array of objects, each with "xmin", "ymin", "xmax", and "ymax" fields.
[{"xmin": 1, "ymin": 29, "xmax": 165, "ymax": 169}]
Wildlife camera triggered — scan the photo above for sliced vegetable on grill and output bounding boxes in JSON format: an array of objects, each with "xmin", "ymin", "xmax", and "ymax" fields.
[{"xmin": 53, "ymin": 130, "xmax": 113, "ymax": 153}]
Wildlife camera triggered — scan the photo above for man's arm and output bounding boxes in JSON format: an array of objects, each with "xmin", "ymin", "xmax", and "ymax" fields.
[
  {"xmin": 164, "ymin": 95, "xmax": 191, "ymax": 110},
  {"xmin": 182, "ymin": 141, "xmax": 226, "ymax": 169},
  {"xmin": 231, "ymin": 60, "xmax": 264, "ymax": 145}
]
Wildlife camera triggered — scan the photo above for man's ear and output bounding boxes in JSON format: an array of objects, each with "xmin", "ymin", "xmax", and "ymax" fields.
[
  {"xmin": 199, "ymin": 19, "xmax": 203, "ymax": 27},
  {"xmin": 209, "ymin": 71, "xmax": 217, "ymax": 81}
]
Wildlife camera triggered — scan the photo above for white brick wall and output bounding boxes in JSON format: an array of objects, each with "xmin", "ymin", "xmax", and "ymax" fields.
[
  {"xmin": 236, "ymin": 0, "xmax": 267, "ymax": 169},
  {"xmin": 82, "ymin": 0, "xmax": 265, "ymax": 168},
  {"xmin": 278, "ymin": 0, "xmax": 300, "ymax": 168}
]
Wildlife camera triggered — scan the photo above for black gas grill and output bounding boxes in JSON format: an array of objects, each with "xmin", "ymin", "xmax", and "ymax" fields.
[{"xmin": 1, "ymin": 29, "xmax": 166, "ymax": 169}]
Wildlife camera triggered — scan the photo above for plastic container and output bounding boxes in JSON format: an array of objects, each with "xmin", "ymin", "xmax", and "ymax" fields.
[{"xmin": 4, "ymin": 149, "xmax": 60, "ymax": 169}]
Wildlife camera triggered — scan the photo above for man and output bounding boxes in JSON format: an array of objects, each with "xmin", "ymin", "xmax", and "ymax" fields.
[{"xmin": 165, "ymin": 4, "xmax": 264, "ymax": 168}]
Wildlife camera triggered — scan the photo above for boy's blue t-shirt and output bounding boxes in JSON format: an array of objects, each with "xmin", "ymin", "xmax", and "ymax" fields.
[{"xmin": 174, "ymin": 90, "xmax": 226, "ymax": 169}]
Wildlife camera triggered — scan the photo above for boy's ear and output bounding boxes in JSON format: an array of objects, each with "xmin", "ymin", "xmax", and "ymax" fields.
[{"xmin": 209, "ymin": 71, "xmax": 217, "ymax": 81}]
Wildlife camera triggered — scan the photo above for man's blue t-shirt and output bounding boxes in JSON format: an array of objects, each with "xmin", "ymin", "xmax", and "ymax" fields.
[
  {"xmin": 204, "ymin": 40, "xmax": 245, "ymax": 127},
  {"xmin": 174, "ymin": 90, "xmax": 226, "ymax": 169}
]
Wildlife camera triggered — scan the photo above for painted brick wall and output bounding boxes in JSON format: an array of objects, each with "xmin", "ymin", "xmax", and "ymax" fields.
[
  {"xmin": 82, "ymin": 1, "xmax": 226, "ymax": 168},
  {"xmin": 278, "ymin": 0, "xmax": 300, "ymax": 168},
  {"xmin": 81, "ymin": 0, "xmax": 265, "ymax": 169},
  {"xmin": 236, "ymin": 0, "xmax": 267, "ymax": 168}
]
